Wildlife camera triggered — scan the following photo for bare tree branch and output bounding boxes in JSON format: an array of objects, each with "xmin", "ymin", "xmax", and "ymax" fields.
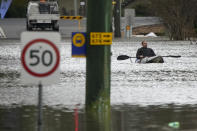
[{"xmin": 150, "ymin": 0, "xmax": 196, "ymax": 40}]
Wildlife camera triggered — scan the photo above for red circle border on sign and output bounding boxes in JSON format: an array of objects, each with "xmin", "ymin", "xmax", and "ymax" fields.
[{"xmin": 21, "ymin": 39, "xmax": 60, "ymax": 77}]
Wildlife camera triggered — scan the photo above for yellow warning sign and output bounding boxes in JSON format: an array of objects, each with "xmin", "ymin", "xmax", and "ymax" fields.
[{"xmin": 90, "ymin": 32, "xmax": 112, "ymax": 45}]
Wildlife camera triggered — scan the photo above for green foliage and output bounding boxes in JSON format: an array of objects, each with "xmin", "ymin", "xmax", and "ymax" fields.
[{"xmin": 5, "ymin": 0, "xmax": 28, "ymax": 18}]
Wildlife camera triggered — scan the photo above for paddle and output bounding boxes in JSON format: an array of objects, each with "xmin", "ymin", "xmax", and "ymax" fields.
[
  {"xmin": 160, "ymin": 55, "xmax": 181, "ymax": 58},
  {"xmin": 117, "ymin": 55, "xmax": 135, "ymax": 60},
  {"xmin": 117, "ymin": 55, "xmax": 181, "ymax": 60}
]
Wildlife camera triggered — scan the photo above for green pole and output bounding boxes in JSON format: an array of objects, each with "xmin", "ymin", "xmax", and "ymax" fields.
[
  {"xmin": 85, "ymin": 0, "xmax": 112, "ymax": 130},
  {"xmin": 86, "ymin": 0, "xmax": 112, "ymax": 112}
]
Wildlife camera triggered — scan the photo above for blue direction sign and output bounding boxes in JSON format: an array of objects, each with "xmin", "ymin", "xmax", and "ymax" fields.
[
  {"xmin": 72, "ymin": 32, "xmax": 86, "ymax": 57},
  {"xmin": 0, "ymin": 0, "xmax": 12, "ymax": 19}
]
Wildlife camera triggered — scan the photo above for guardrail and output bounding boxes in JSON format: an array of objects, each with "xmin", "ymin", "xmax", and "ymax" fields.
[{"xmin": 60, "ymin": 16, "xmax": 83, "ymax": 20}]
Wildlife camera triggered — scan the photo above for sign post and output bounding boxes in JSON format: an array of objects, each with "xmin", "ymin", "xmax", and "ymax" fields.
[
  {"xmin": 126, "ymin": 25, "xmax": 131, "ymax": 38},
  {"xmin": 38, "ymin": 82, "xmax": 43, "ymax": 131},
  {"xmin": 21, "ymin": 32, "xmax": 61, "ymax": 131}
]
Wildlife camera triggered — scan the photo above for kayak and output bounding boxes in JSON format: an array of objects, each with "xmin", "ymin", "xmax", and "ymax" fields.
[
  {"xmin": 136, "ymin": 56, "xmax": 164, "ymax": 63},
  {"xmin": 136, "ymin": 56, "xmax": 164, "ymax": 64}
]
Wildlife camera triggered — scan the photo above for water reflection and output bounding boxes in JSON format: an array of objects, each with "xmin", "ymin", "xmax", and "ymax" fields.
[{"xmin": 1, "ymin": 105, "xmax": 197, "ymax": 131}]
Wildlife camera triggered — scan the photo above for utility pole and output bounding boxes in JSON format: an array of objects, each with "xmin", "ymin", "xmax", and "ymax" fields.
[
  {"xmin": 114, "ymin": 0, "xmax": 121, "ymax": 37},
  {"xmin": 86, "ymin": 0, "xmax": 112, "ymax": 130},
  {"xmin": 74, "ymin": 0, "xmax": 78, "ymax": 16}
]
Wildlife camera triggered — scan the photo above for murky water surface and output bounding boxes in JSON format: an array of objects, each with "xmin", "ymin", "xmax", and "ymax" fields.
[{"xmin": 0, "ymin": 41, "xmax": 197, "ymax": 131}]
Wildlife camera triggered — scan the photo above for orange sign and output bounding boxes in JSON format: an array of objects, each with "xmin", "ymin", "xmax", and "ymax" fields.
[{"xmin": 126, "ymin": 25, "xmax": 130, "ymax": 30}]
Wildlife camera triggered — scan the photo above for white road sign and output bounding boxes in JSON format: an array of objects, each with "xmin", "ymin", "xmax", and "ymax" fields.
[
  {"xmin": 21, "ymin": 32, "xmax": 61, "ymax": 85},
  {"xmin": 80, "ymin": 2, "xmax": 85, "ymax": 5}
]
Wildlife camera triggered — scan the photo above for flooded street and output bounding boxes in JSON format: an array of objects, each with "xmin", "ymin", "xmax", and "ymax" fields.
[{"xmin": 0, "ymin": 40, "xmax": 197, "ymax": 131}]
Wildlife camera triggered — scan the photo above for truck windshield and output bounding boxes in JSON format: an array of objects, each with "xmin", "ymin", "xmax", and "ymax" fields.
[
  {"xmin": 39, "ymin": 3, "xmax": 50, "ymax": 14},
  {"xmin": 39, "ymin": 3, "xmax": 59, "ymax": 14}
]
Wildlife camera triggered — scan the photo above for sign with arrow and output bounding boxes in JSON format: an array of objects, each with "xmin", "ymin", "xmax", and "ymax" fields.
[{"xmin": 90, "ymin": 32, "xmax": 112, "ymax": 45}]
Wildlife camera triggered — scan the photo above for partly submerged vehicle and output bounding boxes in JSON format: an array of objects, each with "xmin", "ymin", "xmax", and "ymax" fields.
[
  {"xmin": 136, "ymin": 56, "xmax": 164, "ymax": 64},
  {"xmin": 26, "ymin": 1, "xmax": 60, "ymax": 31}
]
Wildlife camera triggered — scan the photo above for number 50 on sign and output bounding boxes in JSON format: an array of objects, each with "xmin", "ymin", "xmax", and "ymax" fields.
[{"xmin": 21, "ymin": 32, "xmax": 61, "ymax": 85}]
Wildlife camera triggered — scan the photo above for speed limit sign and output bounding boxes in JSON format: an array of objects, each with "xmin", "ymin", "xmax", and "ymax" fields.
[{"xmin": 21, "ymin": 32, "xmax": 61, "ymax": 85}]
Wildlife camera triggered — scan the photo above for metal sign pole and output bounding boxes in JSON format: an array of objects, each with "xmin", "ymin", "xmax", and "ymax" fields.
[
  {"xmin": 74, "ymin": 0, "xmax": 78, "ymax": 16},
  {"xmin": 38, "ymin": 82, "xmax": 43, "ymax": 131}
]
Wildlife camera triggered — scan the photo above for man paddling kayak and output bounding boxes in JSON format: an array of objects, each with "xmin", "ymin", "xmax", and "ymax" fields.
[
  {"xmin": 136, "ymin": 41, "xmax": 164, "ymax": 63},
  {"xmin": 136, "ymin": 41, "xmax": 156, "ymax": 58}
]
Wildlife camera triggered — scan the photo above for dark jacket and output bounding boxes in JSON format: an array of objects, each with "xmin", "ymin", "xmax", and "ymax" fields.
[{"xmin": 136, "ymin": 47, "xmax": 156, "ymax": 59}]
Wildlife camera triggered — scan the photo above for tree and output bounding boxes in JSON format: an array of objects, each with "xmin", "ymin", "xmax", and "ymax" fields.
[{"xmin": 150, "ymin": 0, "xmax": 197, "ymax": 40}]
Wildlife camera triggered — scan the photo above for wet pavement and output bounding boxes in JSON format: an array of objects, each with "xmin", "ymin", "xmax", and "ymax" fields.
[
  {"xmin": 0, "ymin": 17, "xmax": 160, "ymax": 38},
  {"xmin": 0, "ymin": 40, "xmax": 197, "ymax": 131}
]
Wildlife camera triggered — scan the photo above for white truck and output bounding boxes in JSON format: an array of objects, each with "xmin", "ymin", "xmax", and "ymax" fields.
[{"xmin": 26, "ymin": 1, "xmax": 60, "ymax": 31}]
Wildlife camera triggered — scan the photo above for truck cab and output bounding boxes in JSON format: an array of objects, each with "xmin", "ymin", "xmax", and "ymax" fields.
[{"xmin": 26, "ymin": 1, "xmax": 60, "ymax": 31}]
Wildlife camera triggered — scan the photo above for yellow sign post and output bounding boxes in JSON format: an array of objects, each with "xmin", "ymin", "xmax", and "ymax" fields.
[{"xmin": 90, "ymin": 32, "xmax": 112, "ymax": 45}]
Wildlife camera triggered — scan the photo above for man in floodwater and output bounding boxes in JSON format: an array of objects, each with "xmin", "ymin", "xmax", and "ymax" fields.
[
  {"xmin": 135, "ymin": 41, "xmax": 159, "ymax": 63},
  {"xmin": 136, "ymin": 41, "xmax": 156, "ymax": 59}
]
